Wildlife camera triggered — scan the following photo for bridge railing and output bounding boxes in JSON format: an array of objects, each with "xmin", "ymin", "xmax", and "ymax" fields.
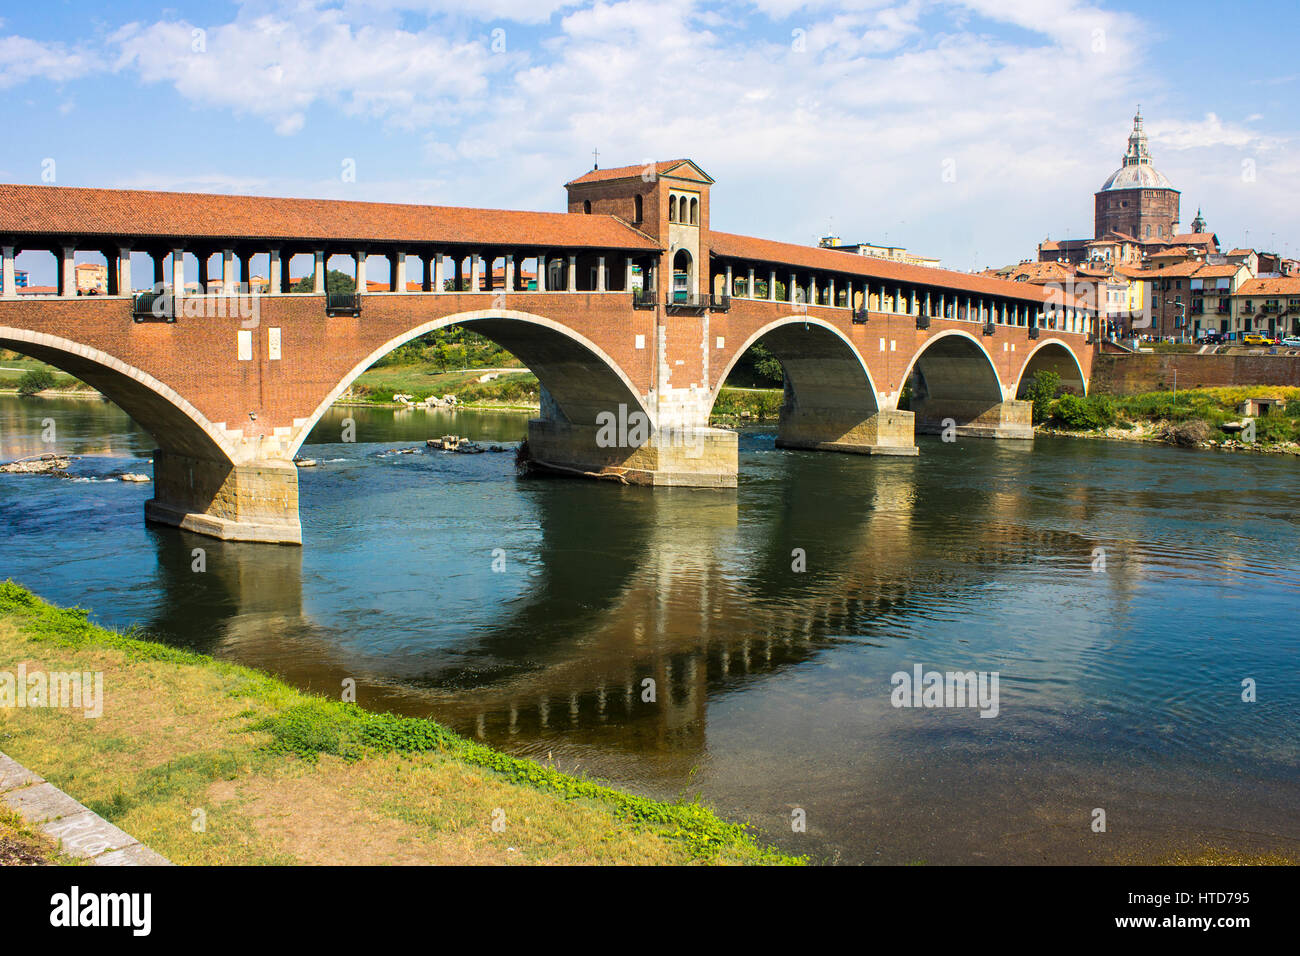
[
  {"xmin": 325, "ymin": 292, "xmax": 362, "ymax": 317},
  {"xmin": 663, "ymin": 293, "xmax": 730, "ymax": 313},
  {"xmin": 131, "ymin": 291, "xmax": 175, "ymax": 323}
]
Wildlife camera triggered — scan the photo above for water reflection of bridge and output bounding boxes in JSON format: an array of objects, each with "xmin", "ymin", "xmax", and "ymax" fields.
[{"xmin": 140, "ymin": 442, "xmax": 1144, "ymax": 770}]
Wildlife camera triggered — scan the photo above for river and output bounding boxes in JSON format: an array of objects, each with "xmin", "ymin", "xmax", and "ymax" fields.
[{"xmin": 2, "ymin": 393, "xmax": 1298, "ymax": 864}]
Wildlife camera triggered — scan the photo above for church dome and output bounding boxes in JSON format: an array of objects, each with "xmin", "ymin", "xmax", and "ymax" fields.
[
  {"xmin": 1098, "ymin": 109, "xmax": 1177, "ymax": 193},
  {"xmin": 1099, "ymin": 163, "xmax": 1175, "ymax": 191}
]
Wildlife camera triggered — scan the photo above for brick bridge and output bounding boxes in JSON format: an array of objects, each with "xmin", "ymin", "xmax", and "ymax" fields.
[{"xmin": 0, "ymin": 159, "xmax": 1095, "ymax": 544}]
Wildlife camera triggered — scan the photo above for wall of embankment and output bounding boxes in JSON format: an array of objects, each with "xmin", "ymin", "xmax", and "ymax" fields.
[{"xmin": 1090, "ymin": 353, "xmax": 1300, "ymax": 394}]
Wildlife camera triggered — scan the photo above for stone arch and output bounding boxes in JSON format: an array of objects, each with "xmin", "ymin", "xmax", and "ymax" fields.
[
  {"xmin": 900, "ymin": 330, "xmax": 1027, "ymax": 438},
  {"xmin": 288, "ymin": 308, "xmax": 652, "ymax": 457},
  {"xmin": 1014, "ymin": 339, "xmax": 1087, "ymax": 397},
  {"xmin": 710, "ymin": 317, "xmax": 914, "ymax": 455},
  {"xmin": 0, "ymin": 326, "xmax": 239, "ymax": 462}
]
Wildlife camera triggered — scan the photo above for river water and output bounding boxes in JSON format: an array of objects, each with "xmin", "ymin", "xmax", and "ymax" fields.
[{"xmin": 2, "ymin": 394, "xmax": 1298, "ymax": 864}]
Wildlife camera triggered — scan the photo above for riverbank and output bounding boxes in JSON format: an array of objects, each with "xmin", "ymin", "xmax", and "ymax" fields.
[
  {"xmin": 0, "ymin": 582, "xmax": 798, "ymax": 866},
  {"xmin": 1035, "ymin": 385, "xmax": 1300, "ymax": 455}
]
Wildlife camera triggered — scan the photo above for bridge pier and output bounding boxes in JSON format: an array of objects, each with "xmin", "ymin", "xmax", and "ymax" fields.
[
  {"xmin": 912, "ymin": 399, "xmax": 1033, "ymax": 440},
  {"xmin": 525, "ymin": 418, "xmax": 738, "ymax": 487},
  {"xmin": 776, "ymin": 406, "xmax": 918, "ymax": 456},
  {"xmin": 145, "ymin": 449, "xmax": 302, "ymax": 545}
]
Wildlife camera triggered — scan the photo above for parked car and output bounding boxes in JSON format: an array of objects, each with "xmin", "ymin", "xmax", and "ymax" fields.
[
  {"xmin": 1201, "ymin": 332, "xmax": 1226, "ymax": 345},
  {"xmin": 1281, "ymin": 335, "xmax": 1300, "ymax": 347},
  {"xmin": 1241, "ymin": 333, "xmax": 1272, "ymax": 346}
]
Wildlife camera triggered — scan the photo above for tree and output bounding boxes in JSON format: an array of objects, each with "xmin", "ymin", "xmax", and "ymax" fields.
[
  {"xmin": 751, "ymin": 343, "xmax": 784, "ymax": 385},
  {"xmin": 17, "ymin": 369, "xmax": 56, "ymax": 396},
  {"xmin": 1025, "ymin": 370, "xmax": 1061, "ymax": 424},
  {"xmin": 290, "ymin": 269, "xmax": 355, "ymax": 294}
]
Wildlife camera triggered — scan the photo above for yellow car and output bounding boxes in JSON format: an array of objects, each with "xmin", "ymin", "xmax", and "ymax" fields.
[{"xmin": 1241, "ymin": 334, "xmax": 1273, "ymax": 346}]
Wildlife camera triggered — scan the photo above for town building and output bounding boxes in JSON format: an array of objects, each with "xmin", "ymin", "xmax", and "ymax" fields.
[
  {"xmin": 0, "ymin": 267, "xmax": 29, "ymax": 292},
  {"xmin": 75, "ymin": 261, "xmax": 107, "ymax": 294},
  {"xmin": 1232, "ymin": 276, "xmax": 1300, "ymax": 339},
  {"xmin": 818, "ymin": 236, "xmax": 941, "ymax": 269}
]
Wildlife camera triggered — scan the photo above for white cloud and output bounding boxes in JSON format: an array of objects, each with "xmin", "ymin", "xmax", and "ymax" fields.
[
  {"xmin": 0, "ymin": 34, "xmax": 102, "ymax": 89},
  {"xmin": 1149, "ymin": 112, "xmax": 1284, "ymax": 152},
  {"xmin": 111, "ymin": 7, "xmax": 504, "ymax": 134}
]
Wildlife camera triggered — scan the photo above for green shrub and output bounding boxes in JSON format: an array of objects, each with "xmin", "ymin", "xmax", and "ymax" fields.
[
  {"xmin": 17, "ymin": 369, "xmax": 55, "ymax": 396},
  {"xmin": 1052, "ymin": 394, "xmax": 1116, "ymax": 431},
  {"xmin": 1253, "ymin": 415, "xmax": 1297, "ymax": 444},
  {"xmin": 1024, "ymin": 370, "xmax": 1061, "ymax": 424}
]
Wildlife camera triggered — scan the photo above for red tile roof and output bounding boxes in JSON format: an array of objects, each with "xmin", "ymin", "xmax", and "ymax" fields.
[
  {"xmin": 1191, "ymin": 264, "xmax": 1242, "ymax": 278},
  {"xmin": 1235, "ymin": 277, "xmax": 1300, "ymax": 296},
  {"xmin": 566, "ymin": 159, "xmax": 712, "ymax": 187},
  {"xmin": 1127, "ymin": 261, "xmax": 1204, "ymax": 279},
  {"xmin": 0, "ymin": 183, "xmax": 660, "ymax": 251},
  {"xmin": 711, "ymin": 231, "xmax": 1090, "ymax": 307}
]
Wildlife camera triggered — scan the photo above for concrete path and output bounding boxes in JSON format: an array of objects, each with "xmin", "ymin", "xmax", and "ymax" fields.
[{"xmin": 0, "ymin": 751, "xmax": 171, "ymax": 866}]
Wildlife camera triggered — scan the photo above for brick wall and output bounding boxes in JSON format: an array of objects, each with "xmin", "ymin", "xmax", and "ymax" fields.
[{"xmin": 1091, "ymin": 352, "xmax": 1300, "ymax": 393}]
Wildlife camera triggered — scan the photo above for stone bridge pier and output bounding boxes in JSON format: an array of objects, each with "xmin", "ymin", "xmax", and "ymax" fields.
[{"xmin": 146, "ymin": 447, "xmax": 302, "ymax": 545}]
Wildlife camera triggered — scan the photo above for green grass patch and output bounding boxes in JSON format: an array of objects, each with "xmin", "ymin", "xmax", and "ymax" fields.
[{"xmin": 710, "ymin": 387, "xmax": 783, "ymax": 422}]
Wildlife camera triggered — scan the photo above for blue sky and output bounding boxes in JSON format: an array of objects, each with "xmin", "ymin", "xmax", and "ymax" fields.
[{"xmin": 3, "ymin": 0, "xmax": 1297, "ymax": 284}]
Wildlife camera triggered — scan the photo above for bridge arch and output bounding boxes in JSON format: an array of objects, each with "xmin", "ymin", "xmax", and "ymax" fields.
[
  {"xmin": 710, "ymin": 316, "xmax": 915, "ymax": 455},
  {"xmin": 289, "ymin": 307, "xmax": 651, "ymax": 457},
  {"xmin": 900, "ymin": 330, "xmax": 1028, "ymax": 438},
  {"xmin": 710, "ymin": 316, "xmax": 880, "ymax": 414},
  {"xmin": 1014, "ymin": 338, "xmax": 1087, "ymax": 398},
  {"xmin": 0, "ymin": 326, "xmax": 240, "ymax": 462}
]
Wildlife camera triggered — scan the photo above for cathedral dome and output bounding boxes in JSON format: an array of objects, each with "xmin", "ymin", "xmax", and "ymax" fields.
[
  {"xmin": 1099, "ymin": 163, "xmax": 1175, "ymax": 191},
  {"xmin": 1098, "ymin": 109, "xmax": 1177, "ymax": 193}
]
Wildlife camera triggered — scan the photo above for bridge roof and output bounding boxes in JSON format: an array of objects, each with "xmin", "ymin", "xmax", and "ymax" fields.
[
  {"xmin": 0, "ymin": 184, "xmax": 661, "ymax": 252},
  {"xmin": 710, "ymin": 232, "xmax": 1090, "ymax": 308}
]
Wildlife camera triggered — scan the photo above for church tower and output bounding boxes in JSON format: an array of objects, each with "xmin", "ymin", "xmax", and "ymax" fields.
[{"xmin": 1094, "ymin": 109, "xmax": 1180, "ymax": 241}]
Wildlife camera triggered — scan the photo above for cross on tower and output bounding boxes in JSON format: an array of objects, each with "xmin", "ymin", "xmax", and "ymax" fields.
[{"xmin": 592, "ymin": 148, "xmax": 599, "ymax": 170}]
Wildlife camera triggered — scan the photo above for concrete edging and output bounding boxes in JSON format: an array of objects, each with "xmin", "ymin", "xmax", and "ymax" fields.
[{"xmin": 0, "ymin": 751, "xmax": 171, "ymax": 866}]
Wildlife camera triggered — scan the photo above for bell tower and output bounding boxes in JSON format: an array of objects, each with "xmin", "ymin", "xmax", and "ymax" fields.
[{"xmin": 565, "ymin": 159, "xmax": 713, "ymax": 296}]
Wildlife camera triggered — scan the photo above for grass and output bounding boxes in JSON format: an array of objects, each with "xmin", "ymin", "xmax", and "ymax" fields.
[
  {"xmin": 710, "ymin": 386, "xmax": 783, "ymax": 422},
  {"xmin": 0, "ymin": 355, "xmax": 90, "ymax": 394},
  {"xmin": 0, "ymin": 805, "xmax": 82, "ymax": 865},
  {"xmin": 344, "ymin": 364, "xmax": 540, "ymax": 408},
  {"xmin": 0, "ymin": 581, "xmax": 800, "ymax": 866}
]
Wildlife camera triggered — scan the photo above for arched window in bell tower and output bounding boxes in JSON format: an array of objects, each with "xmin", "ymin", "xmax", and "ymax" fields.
[
  {"xmin": 668, "ymin": 195, "xmax": 678, "ymax": 222},
  {"xmin": 634, "ymin": 194, "xmax": 643, "ymax": 222},
  {"xmin": 690, "ymin": 197, "xmax": 698, "ymax": 225}
]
